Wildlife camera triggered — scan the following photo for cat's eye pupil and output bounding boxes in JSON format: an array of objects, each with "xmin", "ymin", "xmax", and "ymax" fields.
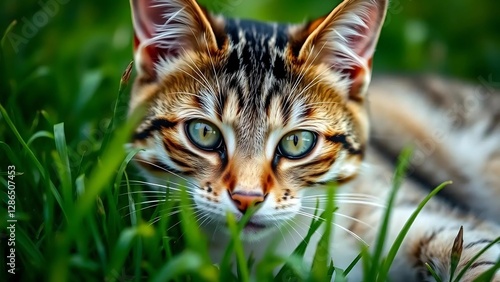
[
  {"xmin": 278, "ymin": 130, "xmax": 316, "ymax": 159},
  {"xmin": 186, "ymin": 119, "xmax": 223, "ymax": 151}
]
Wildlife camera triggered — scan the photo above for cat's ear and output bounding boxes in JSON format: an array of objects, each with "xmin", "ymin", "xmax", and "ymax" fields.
[
  {"xmin": 295, "ymin": 0, "xmax": 388, "ymax": 101},
  {"xmin": 130, "ymin": 0, "xmax": 221, "ymax": 79}
]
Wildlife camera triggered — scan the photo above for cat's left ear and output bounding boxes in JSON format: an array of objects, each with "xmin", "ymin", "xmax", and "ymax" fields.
[
  {"xmin": 130, "ymin": 0, "xmax": 221, "ymax": 79},
  {"xmin": 294, "ymin": 0, "xmax": 388, "ymax": 101}
]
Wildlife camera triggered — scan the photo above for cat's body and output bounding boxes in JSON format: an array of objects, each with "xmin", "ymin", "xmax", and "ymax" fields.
[{"xmin": 128, "ymin": 0, "xmax": 500, "ymax": 280}]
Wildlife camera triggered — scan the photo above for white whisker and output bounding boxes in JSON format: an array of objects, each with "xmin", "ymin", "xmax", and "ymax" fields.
[
  {"xmin": 133, "ymin": 159, "xmax": 201, "ymax": 189},
  {"xmin": 121, "ymin": 198, "xmax": 180, "ymax": 210},
  {"xmin": 282, "ymin": 220, "xmax": 301, "ymax": 246},
  {"xmin": 296, "ymin": 210, "xmax": 368, "ymax": 246},
  {"xmin": 302, "ymin": 193, "xmax": 382, "ymax": 201},
  {"xmin": 124, "ymin": 179, "xmax": 192, "ymax": 187},
  {"xmin": 302, "ymin": 199, "xmax": 385, "ymax": 208},
  {"xmin": 149, "ymin": 208, "xmax": 184, "ymax": 225},
  {"xmin": 123, "ymin": 201, "xmax": 195, "ymax": 218},
  {"xmin": 165, "ymin": 91, "xmax": 203, "ymax": 98},
  {"xmin": 211, "ymin": 222, "xmax": 220, "ymax": 241},
  {"xmin": 119, "ymin": 181, "xmax": 195, "ymax": 195},
  {"xmin": 300, "ymin": 206, "xmax": 374, "ymax": 230}
]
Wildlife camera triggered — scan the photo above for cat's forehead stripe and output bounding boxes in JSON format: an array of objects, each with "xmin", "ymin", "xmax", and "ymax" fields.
[
  {"xmin": 224, "ymin": 19, "xmax": 288, "ymax": 79},
  {"xmin": 225, "ymin": 19, "xmax": 288, "ymax": 49}
]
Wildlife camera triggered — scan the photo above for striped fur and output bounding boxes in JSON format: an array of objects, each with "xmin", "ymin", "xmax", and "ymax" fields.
[{"xmin": 128, "ymin": 0, "xmax": 500, "ymax": 280}]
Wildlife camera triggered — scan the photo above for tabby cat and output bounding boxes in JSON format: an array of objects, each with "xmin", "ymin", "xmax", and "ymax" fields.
[{"xmin": 128, "ymin": 0, "xmax": 500, "ymax": 280}]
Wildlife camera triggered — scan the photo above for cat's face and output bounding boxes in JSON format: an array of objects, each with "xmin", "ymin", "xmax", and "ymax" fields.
[{"xmin": 129, "ymin": 0, "xmax": 387, "ymax": 239}]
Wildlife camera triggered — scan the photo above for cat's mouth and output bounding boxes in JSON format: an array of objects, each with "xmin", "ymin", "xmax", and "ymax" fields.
[
  {"xmin": 201, "ymin": 215, "xmax": 279, "ymax": 241},
  {"xmin": 237, "ymin": 220, "xmax": 272, "ymax": 241},
  {"xmin": 243, "ymin": 220, "xmax": 267, "ymax": 231}
]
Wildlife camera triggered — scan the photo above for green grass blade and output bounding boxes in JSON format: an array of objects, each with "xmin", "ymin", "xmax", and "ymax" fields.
[
  {"xmin": 0, "ymin": 104, "xmax": 65, "ymax": 218},
  {"xmin": 257, "ymin": 254, "xmax": 306, "ymax": 281},
  {"xmin": 26, "ymin": 130, "xmax": 54, "ymax": 146},
  {"xmin": 125, "ymin": 172, "xmax": 138, "ymax": 228},
  {"xmin": 123, "ymin": 170, "xmax": 148, "ymax": 282},
  {"xmin": 472, "ymin": 260, "xmax": 500, "ymax": 282},
  {"xmin": 179, "ymin": 185, "xmax": 209, "ymax": 259},
  {"xmin": 275, "ymin": 200, "xmax": 324, "ymax": 280},
  {"xmin": 454, "ymin": 237, "xmax": 500, "ymax": 282},
  {"xmin": 0, "ymin": 103, "xmax": 51, "ymax": 181},
  {"xmin": 105, "ymin": 225, "xmax": 154, "ymax": 282},
  {"xmin": 88, "ymin": 212, "xmax": 107, "ymax": 269},
  {"xmin": 69, "ymin": 106, "xmax": 144, "ymax": 237},
  {"xmin": 309, "ymin": 184, "xmax": 335, "ymax": 281},
  {"xmin": 344, "ymin": 252, "xmax": 362, "ymax": 276},
  {"xmin": 334, "ymin": 266, "xmax": 347, "ymax": 282},
  {"xmin": 14, "ymin": 225, "xmax": 45, "ymax": 269},
  {"xmin": 68, "ymin": 255, "xmax": 100, "ymax": 273},
  {"xmin": 227, "ymin": 212, "xmax": 250, "ymax": 282},
  {"xmin": 0, "ymin": 141, "xmax": 19, "ymax": 167},
  {"xmin": 54, "ymin": 123, "xmax": 73, "ymax": 213},
  {"xmin": 370, "ymin": 147, "xmax": 413, "ymax": 280},
  {"xmin": 114, "ymin": 148, "xmax": 142, "ymax": 191},
  {"xmin": 100, "ymin": 61, "xmax": 134, "ymax": 154},
  {"xmin": 449, "ymin": 226, "xmax": 464, "ymax": 282},
  {"xmin": 377, "ymin": 180, "xmax": 451, "ymax": 281},
  {"xmin": 75, "ymin": 174, "xmax": 86, "ymax": 197},
  {"xmin": 151, "ymin": 250, "xmax": 211, "ymax": 282},
  {"xmin": 219, "ymin": 204, "xmax": 259, "ymax": 280},
  {"xmin": 1, "ymin": 20, "xmax": 17, "ymax": 49},
  {"xmin": 48, "ymin": 106, "xmax": 144, "ymax": 282},
  {"xmin": 327, "ymin": 260, "xmax": 336, "ymax": 281},
  {"xmin": 426, "ymin": 263, "xmax": 443, "ymax": 282}
]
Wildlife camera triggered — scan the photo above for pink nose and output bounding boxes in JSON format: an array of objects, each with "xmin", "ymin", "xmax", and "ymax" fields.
[{"xmin": 229, "ymin": 191, "xmax": 265, "ymax": 213}]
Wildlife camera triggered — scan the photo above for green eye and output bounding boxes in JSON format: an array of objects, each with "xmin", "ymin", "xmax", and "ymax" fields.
[
  {"xmin": 186, "ymin": 119, "xmax": 223, "ymax": 150},
  {"xmin": 278, "ymin": 130, "xmax": 317, "ymax": 159}
]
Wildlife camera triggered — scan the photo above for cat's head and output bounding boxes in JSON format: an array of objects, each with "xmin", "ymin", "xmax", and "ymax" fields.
[{"xmin": 129, "ymin": 0, "xmax": 387, "ymax": 240}]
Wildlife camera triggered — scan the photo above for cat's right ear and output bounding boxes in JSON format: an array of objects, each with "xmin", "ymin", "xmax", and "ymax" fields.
[
  {"xmin": 130, "ymin": 0, "xmax": 221, "ymax": 79},
  {"xmin": 291, "ymin": 0, "xmax": 388, "ymax": 102}
]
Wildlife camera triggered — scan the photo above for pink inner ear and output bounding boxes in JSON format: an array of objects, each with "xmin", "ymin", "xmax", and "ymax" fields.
[
  {"xmin": 130, "ymin": 0, "xmax": 219, "ymax": 78},
  {"xmin": 325, "ymin": 0, "xmax": 386, "ymax": 72},
  {"xmin": 342, "ymin": 4, "xmax": 384, "ymax": 99},
  {"xmin": 349, "ymin": 7, "xmax": 382, "ymax": 61},
  {"xmin": 134, "ymin": 34, "xmax": 176, "ymax": 79},
  {"xmin": 307, "ymin": 0, "xmax": 387, "ymax": 99},
  {"xmin": 336, "ymin": 4, "xmax": 381, "ymax": 99},
  {"xmin": 133, "ymin": 0, "xmax": 171, "ymax": 43},
  {"xmin": 131, "ymin": 0, "xmax": 196, "ymax": 78},
  {"xmin": 346, "ymin": 58, "xmax": 372, "ymax": 101},
  {"xmin": 296, "ymin": 0, "xmax": 387, "ymax": 75}
]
